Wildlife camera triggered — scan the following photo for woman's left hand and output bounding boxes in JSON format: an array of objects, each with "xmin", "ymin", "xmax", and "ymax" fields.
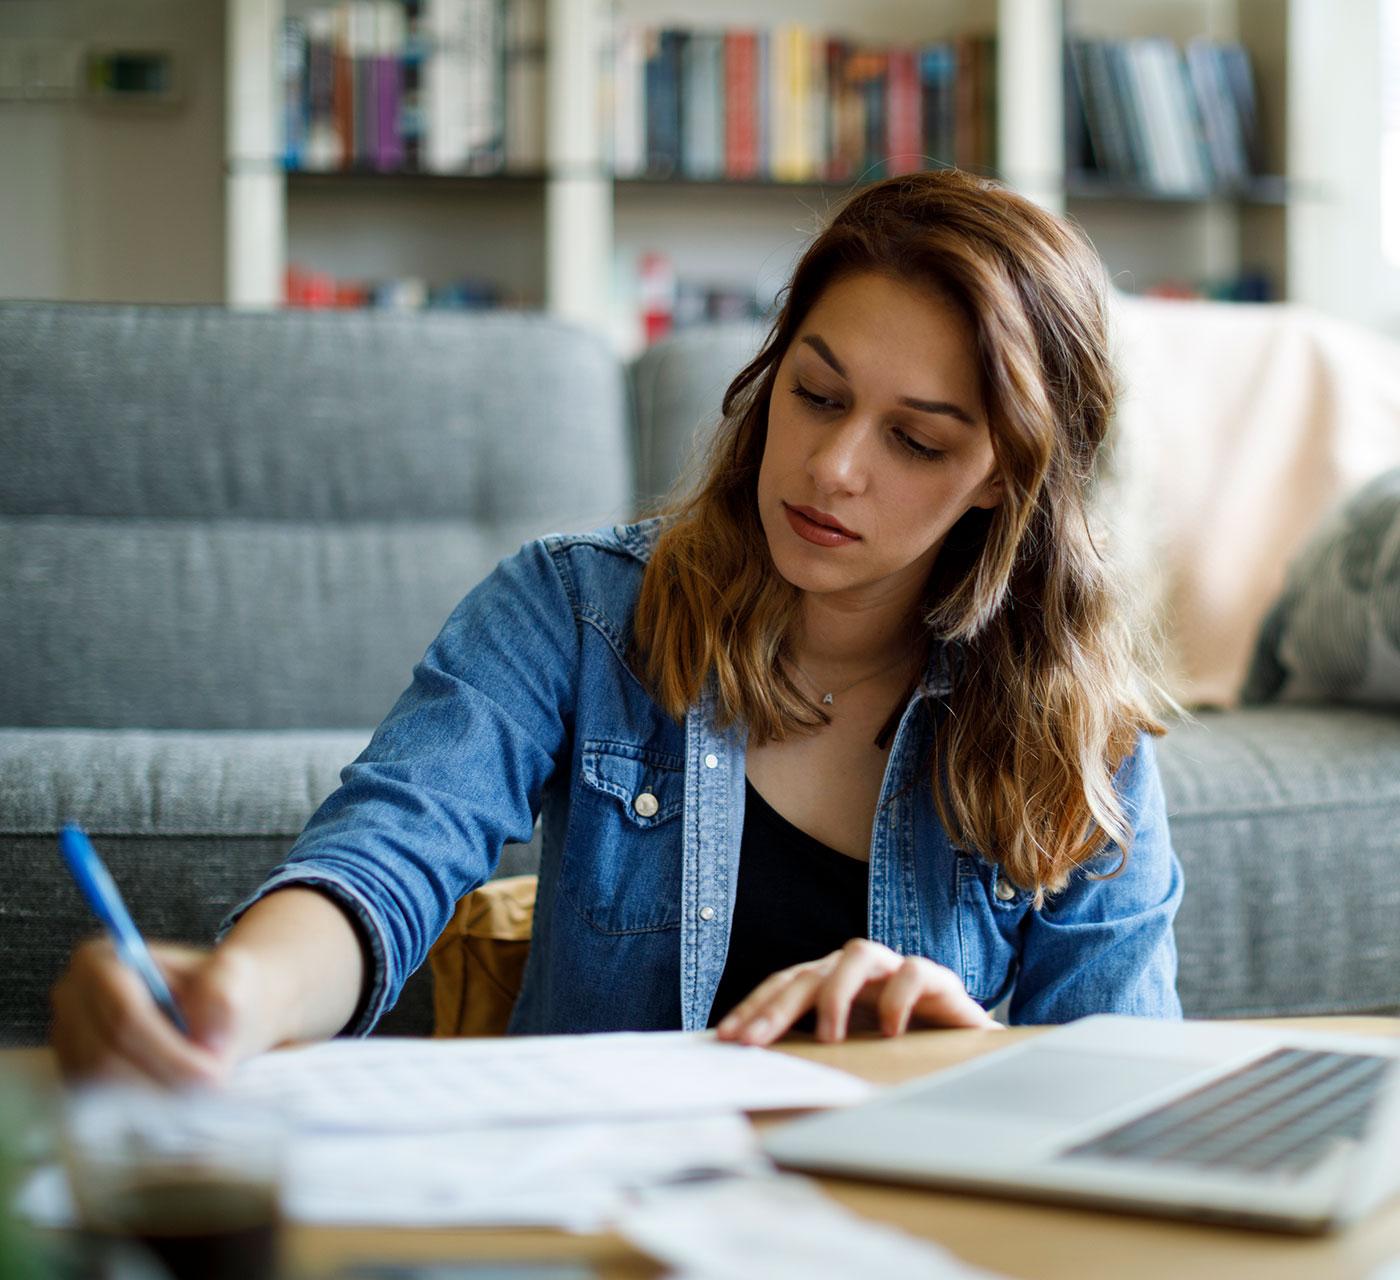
[{"xmin": 715, "ymin": 938, "xmax": 1002, "ymax": 1045}]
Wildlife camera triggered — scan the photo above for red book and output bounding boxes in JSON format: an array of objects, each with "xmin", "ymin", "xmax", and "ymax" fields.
[
  {"xmin": 333, "ymin": 20, "xmax": 354, "ymax": 170},
  {"xmin": 724, "ymin": 31, "xmax": 759, "ymax": 179},
  {"xmin": 886, "ymin": 47, "xmax": 921, "ymax": 175}
]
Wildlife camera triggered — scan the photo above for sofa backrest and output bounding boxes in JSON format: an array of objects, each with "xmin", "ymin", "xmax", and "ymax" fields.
[{"xmin": 0, "ymin": 304, "xmax": 632, "ymax": 730}]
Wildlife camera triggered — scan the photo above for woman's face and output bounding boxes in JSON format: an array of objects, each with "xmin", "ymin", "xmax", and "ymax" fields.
[{"xmin": 757, "ymin": 271, "xmax": 1002, "ymax": 609}]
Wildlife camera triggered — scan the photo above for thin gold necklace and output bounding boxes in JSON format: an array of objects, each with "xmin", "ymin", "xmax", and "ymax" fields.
[{"xmin": 790, "ymin": 652, "xmax": 915, "ymax": 707}]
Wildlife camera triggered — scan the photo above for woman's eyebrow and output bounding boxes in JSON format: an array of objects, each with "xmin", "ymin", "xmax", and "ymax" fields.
[{"xmin": 799, "ymin": 334, "xmax": 978, "ymax": 427}]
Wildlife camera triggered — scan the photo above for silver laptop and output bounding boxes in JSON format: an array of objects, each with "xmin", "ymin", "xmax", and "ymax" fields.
[{"xmin": 762, "ymin": 1015, "xmax": 1400, "ymax": 1233}]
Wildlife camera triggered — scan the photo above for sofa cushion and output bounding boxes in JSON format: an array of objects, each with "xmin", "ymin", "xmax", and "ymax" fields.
[
  {"xmin": 0, "ymin": 304, "xmax": 634, "ymax": 731},
  {"xmin": 1158, "ymin": 706, "xmax": 1400, "ymax": 1018},
  {"xmin": 1242, "ymin": 467, "xmax": 1400, "ymax": 705}
]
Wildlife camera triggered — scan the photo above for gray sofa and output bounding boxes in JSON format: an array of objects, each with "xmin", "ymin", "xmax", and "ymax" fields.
[{"xmin": 4, "ymin": 301, "xmax": 1400, "ymax": 1047}]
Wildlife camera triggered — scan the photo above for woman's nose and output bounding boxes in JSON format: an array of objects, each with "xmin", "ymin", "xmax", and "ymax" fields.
[{"xmin": 807, "ymin": 418, "xmax": 870, "ymax": 494}]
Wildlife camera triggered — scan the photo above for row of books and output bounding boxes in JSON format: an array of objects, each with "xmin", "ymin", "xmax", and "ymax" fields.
[
  {"xmin": 284, "ymin": 265, "xmax": 509, "ymax": 308},
  {"xmin": 1066, "ymin": 37, "xmax": 1263, "ymax": 193},
  {"xmin": 281, "ymin": 0, "xmax": 544, "ymax": 174},
  {"xmin": 1139, "ymin": 269, "xmax": 1272, "ymax": 304},
  {"xmin": 607, "ymin": 28, "xmax": 997, "ymax": 183}
]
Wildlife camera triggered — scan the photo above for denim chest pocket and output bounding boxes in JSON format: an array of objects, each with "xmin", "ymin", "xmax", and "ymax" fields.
[
  {"xmin": 956, "ymin": 853, "xmax": 1027, "ymax": 1005},
  {"xmin": 561, "ymin": 739, "xmax": 685, "ymax": 935}
]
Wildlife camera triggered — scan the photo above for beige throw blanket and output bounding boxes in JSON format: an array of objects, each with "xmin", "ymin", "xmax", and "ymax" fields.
[{"xmin": 1098, "ymin": 294, "xmax": 1400, "ymax": 708}]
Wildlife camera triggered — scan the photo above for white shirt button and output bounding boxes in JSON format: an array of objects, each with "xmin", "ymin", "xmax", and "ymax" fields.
[
  {"xmin": 699, "ymin": 905, "xmax": 716, "ymax": 921},
  {"xmin": 704, "ymin": 753, "xmax": 719, "ymax": 769},
  {"xmin": 994, "ymin": 878, "xmax": 1017, "ymax": 902},
  {"xmin": 633, "ymin": 791, "xmax": 659, "ymax": 818}
]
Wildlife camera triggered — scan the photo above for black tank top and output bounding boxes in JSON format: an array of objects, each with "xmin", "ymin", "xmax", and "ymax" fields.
[{"xmin": 707, "ymin": 778, "xmax": 870, "ymax": 1028}]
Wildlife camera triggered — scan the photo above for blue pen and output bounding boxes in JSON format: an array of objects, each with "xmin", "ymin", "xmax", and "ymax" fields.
[{"xmin": 58, "ymin": 822, "xmax": 191, "ymax": 1036}]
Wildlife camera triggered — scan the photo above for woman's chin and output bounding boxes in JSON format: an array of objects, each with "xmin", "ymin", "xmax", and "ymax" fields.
[{"xmin": 764, "ymin": 540, "xmax": 863, "ymax": 596}]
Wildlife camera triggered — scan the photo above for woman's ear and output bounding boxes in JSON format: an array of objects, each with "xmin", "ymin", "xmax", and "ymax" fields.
[{"xmin": 970, "ymin": 469, "xmax": 1004, "ymax": 511}]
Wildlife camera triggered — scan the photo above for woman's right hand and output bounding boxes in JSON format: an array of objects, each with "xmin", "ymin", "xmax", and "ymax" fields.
[{"xmin": 50, "ymin": 938, "xmax": 272, "ymax": 1088}]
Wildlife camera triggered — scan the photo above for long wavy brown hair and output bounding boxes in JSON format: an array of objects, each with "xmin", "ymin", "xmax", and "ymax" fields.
[{"xmin": 631, "ymin": 169, "xmax": 1169, "ymax": 905}]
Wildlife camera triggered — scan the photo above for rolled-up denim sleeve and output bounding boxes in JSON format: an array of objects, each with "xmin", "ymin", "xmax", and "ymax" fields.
[
  {"xmin": 216, "ymin": 537, "xmax": 580, "ymax": 1036},
  {"xmin": 1008, "ymin": 732, "xmax": 1184, "ymax": 1025}
]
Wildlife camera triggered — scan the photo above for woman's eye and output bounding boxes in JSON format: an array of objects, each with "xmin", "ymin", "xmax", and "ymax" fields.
[
  {"xmin": 895, "ymin": 429, "xmax": 945, "ymax": 461},
  {"xmin": 791, "ymin": 384, "xmax": 839, "ymax": 412}
]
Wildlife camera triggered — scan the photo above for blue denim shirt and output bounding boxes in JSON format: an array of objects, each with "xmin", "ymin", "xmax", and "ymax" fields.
[{"xmin": 220, "ymin": 519, "xmax": 1183, "ymax": 1034}]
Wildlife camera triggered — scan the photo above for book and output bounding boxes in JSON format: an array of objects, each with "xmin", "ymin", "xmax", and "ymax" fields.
[
  {"xmin": 505, "ymin": 0, "xmax": 545, "ymax": 171},
  {"xmin": 303, "ymin": 10, "xmax": 341, "ymax": 170},
  {"xmin": 682, "ymin": 31, "xmax": 724, "ymax": 179},
  {"xmin": 401, "ymin": 0, "xmax": 426, "ymax": 171},
  {"xmin": 281, "ymin": 18, "xmax": 308, "ymax": 170},
  {"xmin": 885, "ymin": 46, "xmax": 920, "ymax": 176},
  {"xmin": 724, "ymin": 31, "xmax": 760, "ymax": 179},
  {"xmin": 644, "ymin": 28, "xmax": 685, "ymax": 178},
  {"xmin": 374, "ymin": 0, "xmax": 406, "ymax": 172},
  {"xmin": 612, "ymin": 26, "xmax": 646, "ymax": 177},
  {"xmin": 920, "ymin": 42, "xmax": 955, "ymax": 167}
]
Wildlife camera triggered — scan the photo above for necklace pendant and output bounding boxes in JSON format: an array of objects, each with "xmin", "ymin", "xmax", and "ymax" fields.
[{"xmin": 822, "ymin": 693, "xmax": 834, "ymax": 706}]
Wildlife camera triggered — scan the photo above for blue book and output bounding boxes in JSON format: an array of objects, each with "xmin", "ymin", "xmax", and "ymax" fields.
[{"xmin": 645, "ymin": 28, "xmax": 686, "ymax": 177}]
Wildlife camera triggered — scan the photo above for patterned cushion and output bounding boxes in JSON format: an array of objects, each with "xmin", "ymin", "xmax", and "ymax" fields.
[{"xmin": 1244, "ymin": 467, "xmax": 1400, "ymax": 704}]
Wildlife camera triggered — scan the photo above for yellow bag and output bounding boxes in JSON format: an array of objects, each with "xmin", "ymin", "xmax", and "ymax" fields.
[{"xmin": 427, "ymin": 874, "xmax": 537, "ymax": 1038}]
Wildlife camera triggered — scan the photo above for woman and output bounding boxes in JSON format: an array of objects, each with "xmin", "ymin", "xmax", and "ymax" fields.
[{"xmin": 51, "ymin": 169, "xmax": 1182, "ymax": 1086}]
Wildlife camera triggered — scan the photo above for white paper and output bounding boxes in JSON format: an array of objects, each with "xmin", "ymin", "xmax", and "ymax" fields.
[
  {"xmin": 15, "ymin": 1114, "xmax": 769, "ymax": 1233},
  {"xmin": 226, "ymin": 1031, "xmax": 871, "ymax": 1133},
  {"xmin": 617, "ymin": 1173, "xmax": 1005, "ymax": 1280},
  {"xmin": 283, "ymin": 1113, "xmax": 767, "ymax": 1228}
]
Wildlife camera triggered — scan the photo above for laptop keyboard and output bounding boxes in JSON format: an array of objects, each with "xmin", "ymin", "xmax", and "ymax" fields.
[{"xmin": 1064, "ymin": 1048, "xmax": 1394, "ymax": 1178}]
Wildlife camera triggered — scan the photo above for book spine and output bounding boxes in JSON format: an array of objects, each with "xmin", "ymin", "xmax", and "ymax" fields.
[
  {"xmin": 952, "ymin": 35, "xmax": 975, "ymax": 172},
  {"xmin": 1155, "ymin": 38, "xmax": 1209, "ymax": 191},
  {"xmin": 505, "ymin": 0, "xmax": 546, "ymax": 171},
  {"xmin": 333, "ymin": 5, "xmax": 354, "ymax": 169},
  {"xmin": 304, "ymin": 10, "xmax": 340, "ymax": 171},
  {"xmin": 681, "ymin": 31, "xmax": 720, "ymax": 179},
  {"xmin": 1103, "ymin": 41, "xmax": 1151, "ymax": 184},
  {"xmin": 755, "ymin": 28, "xmax": 770, "ymax": 177},
  {"xmin": 1217, "ymin": 42, "xmax": 1261, "ymax": 174},
  {"xmin": 724, "ymin": 31, "xmax": 757, "ymax": 179},
  {"xmin": 794, "ymin": 26, "xmax": 815, "ymax": 180},
  {"xmin": 1185, "ymin": 39, "xmax": 1236, "ymax": 187},
  {"xmin": 886, "ymin": 46, "xmax": 920, "ymax": 175},
  {"xmin": 401, "ymin": 0, "xmax": 425, "ymax": 171},
  {"xmin": 461, "ymin": 0, "xmax": 503, "ymax": 173},
  {"xmin": 281, "ymin": 17, "xmax": 308, "ymax": 170},
  {"xmin": 863, "ymin": 49, "xmax": 887, "ymax": 180},
  {"xmin": 375, "ymin": 1, "xmax": 405, "ymax": 171},
  {"xmin": 424, "ymin": 0, "xmax": 465, "ymax": 172},
  {"xmin": 1128, "ymin": 40, "xmax": 1176, "ymax": 190},
  {"xmin": 806, "ymin": 26, "xmax": 828, "ymax": 181},
  {"xmin": 352, "ymin": 0, "xmax": 376, "ymax": 168},
  {"xmin": 978, "ymin": 34, "xmax": 997, "ymax": 171},
  {"xmin": 612, "ymin": 26, "xmax": 645, "ymax": 177},
  {"xmin": 645, "ymin": 29, "xmax": 684, "ymax": 177}
]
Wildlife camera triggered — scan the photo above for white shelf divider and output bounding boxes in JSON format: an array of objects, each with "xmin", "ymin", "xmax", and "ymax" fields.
[
  {"xmin": 544, "ymin": 0, "xmax": 612, "ymax": 330},
  {"xmin": 998, "ymin": 0, "xmax": 1066, "ymax": 216},
  {"xmin": 227, "ymin": 0, "xmax": 286, "ymax": 308}
]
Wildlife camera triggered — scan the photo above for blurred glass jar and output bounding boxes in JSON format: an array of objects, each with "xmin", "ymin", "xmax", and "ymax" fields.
[{"xmin": 59, "ymin": 1086, "xmax": 287, "ymax": 1280}]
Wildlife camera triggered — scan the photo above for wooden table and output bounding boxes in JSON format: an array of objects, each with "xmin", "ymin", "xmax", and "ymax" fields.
[{"xmin": 8, "ymin": 1018, "xmax": 1400, "ymax": 1280}]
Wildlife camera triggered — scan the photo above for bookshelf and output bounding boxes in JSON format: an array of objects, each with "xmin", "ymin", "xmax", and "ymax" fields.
[{"xmin": 226, "ymin": 0, "xmax": 1331, "ymax": 351}]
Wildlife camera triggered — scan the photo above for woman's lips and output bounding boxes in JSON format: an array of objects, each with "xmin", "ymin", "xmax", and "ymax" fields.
[{"xmin": 783, "ymin": 502, "xmax": 861, "ymax": 548}]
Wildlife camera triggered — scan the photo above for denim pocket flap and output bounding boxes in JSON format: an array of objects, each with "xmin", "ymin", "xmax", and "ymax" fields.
[{"xmin": 581, "ymin": 740, "xmax": 685, "ymax": 828}]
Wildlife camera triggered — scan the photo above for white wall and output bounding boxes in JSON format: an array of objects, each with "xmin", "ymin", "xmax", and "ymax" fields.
[{"xmin": 0, "ymin": 0, "xmax": 225, "ymax": 304}]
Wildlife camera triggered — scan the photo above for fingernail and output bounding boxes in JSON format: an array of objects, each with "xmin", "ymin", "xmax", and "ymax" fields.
[
  {"xmin": 743, "ymin": 1017, "xmax": 769, "ymax": 1042},
  {"xmin": 718, "ymin": 1015, "xmax": 737, "ymax": 1035}
]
